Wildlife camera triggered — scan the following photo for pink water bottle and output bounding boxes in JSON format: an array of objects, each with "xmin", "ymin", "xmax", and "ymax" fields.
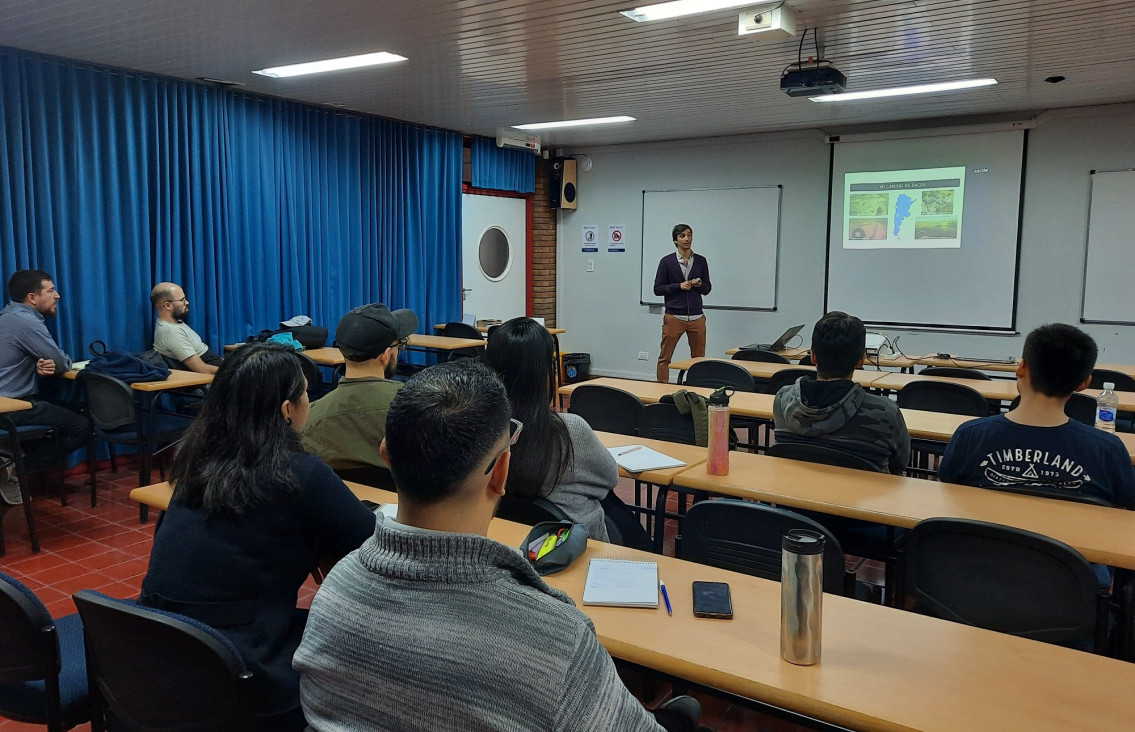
[{"xmin": 706, "ymin": 386, "xmax": 733, "ymax": 475}]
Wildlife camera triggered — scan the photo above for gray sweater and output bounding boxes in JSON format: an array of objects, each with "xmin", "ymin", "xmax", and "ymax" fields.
[
  {"xmin": 543, "ymin": 413, "xmax": 618, "ymax": 542},
  {"xmin": 295, "ymin": 516, "xmax": 665, "ymax": 731}
]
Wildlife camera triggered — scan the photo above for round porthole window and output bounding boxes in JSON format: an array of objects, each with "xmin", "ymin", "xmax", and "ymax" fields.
[{"xmin": 478, "ymin": 226, "xmax": 511, "ymax": 281}]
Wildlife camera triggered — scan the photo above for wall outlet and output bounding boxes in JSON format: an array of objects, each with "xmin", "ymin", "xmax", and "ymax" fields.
[
  {"xmin": 586, "ymin": 259, "xmax": 594, "ymax": 272},
  {"xmin": 637, "ymin": 351, "xmax": 649, "ymax": 360}
]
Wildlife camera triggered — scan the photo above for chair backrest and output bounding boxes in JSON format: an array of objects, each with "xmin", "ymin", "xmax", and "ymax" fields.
[
  {"xmin": 731, "ymin": 349, "xmax": 790, "ymax": 364},
  {"xmin": 896, "ymin": 380, "xmax": 992, "ymax": 417},
  {"xmin": 441, "ymin": 322, "xmax": 485, "ymax": 361},
  {"xmin": 1089, "ymin": 368, "xmax": 1135, "ymax": 392},
  {"xmin": 680, "ymin": 500, "xmax": 849, "ymax": 594},
  {"xmin": 0, "ymin": 572, "xmax": 57, "ymax": 687},
  {"xmin": 495, "ymin": 494, "xmax": 570, "ymax": 525},
  {"xmin": 1064, "ymin": 392, "xmax": 1098, "ymax": 426},
  {"xmin": 685, "ymin": 360, "xmax": 756, "ymax": 392},
  {"xmin": 567, "ymin": 384, "xmax": 644, "ymax": 436},
  {"xmin": 763, "ymin": 367, "xmax": 814, "ymax": 396},
  {"xmin": 78, "ymin": 371, "xmax": 138, "ymax": 431},
  {"xmin": 766, "ymin": 441, "xmax": 878, "ymax": 472},
  {"xmin": 903, "ymin": 518, "xmax": 1105, "ymax": 648},
  {"xmin": 797, "ymin": 353, "xmax": 813, "ymax": 366},
  {"xmin": 297, "ymin": 353, "xmax": 323, "ymax": 391},
  {"xmin": 637, "ymin": 403, "xmax": 697, "ymax": 445},
  {"xmin": 73, "ymin": 590, "xmax": 255, "ymax": 732},
  {"xmin": 918, "ymin": 366, "xmax": 991, "ymax": 380}
]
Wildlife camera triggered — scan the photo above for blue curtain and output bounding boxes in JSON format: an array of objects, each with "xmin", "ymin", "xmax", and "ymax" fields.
[
  {"xmin": 470, "ymin": 136, "xmax": 535, "ymax": 194},
  {"xmin": 0, "ymin": 47, "xmax": 463, "ymax": 358}
]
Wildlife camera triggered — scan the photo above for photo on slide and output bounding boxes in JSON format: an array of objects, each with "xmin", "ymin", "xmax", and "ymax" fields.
[
  {"xmin": 848, "ymin": 218, "xmax": 888, "ymax": 240},
  {"xmin": 915, "ymin": 218, "xmax": 958, "ymax": 239}
]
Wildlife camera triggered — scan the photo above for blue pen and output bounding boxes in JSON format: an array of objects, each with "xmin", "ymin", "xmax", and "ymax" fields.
[{"xmin": 659, "ymin": 579, "xmax": 672, "ymax": 616}]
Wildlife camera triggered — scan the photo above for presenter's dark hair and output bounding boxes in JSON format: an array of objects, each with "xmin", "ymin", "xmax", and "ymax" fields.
[
  {"xmin": 8, "ymin": 270, "xmax": 53, "ymax": 303},
  {"xmin": 1022, "ymin": 323, "xmax": 1098, "ymax": 397},
  {"xmin": 384, "ymin": 359, "xmax": 511, "ymax": 502},
  {"xmin": 170, "ymin": 343, "xmax": 307, "ymax": 515},
  {"xmin": 672, "ymin": 224, "xmax": 692, "ymax": 242},
  {"xmin": 484, "ymin": 317, "xmax": 573, "ymax": 499},
  {"xmin": 811, "ymin": 311, "xmax": 866, "ymax": 379}
]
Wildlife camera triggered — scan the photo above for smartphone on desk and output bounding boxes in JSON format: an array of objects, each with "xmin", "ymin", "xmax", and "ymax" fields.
[{"xmin": 692, "ymin": 581, "xmax": 733, "ymax": 619}]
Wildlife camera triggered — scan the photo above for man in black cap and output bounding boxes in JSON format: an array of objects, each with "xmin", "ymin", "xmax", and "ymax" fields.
[{"xmin": 300, "ymin": 304, "xmax": 418, "ymax": 472}]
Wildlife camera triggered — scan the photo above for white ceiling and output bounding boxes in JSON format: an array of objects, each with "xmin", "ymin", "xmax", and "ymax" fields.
[{"xmin": 2, "ymin": 0, "xmax": 1134, "ymax": 147}]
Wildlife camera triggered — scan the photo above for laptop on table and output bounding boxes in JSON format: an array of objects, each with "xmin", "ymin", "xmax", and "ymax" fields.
[{"xmin": 743, "ymin": 324, "xmax": 805, "ymax": 352}]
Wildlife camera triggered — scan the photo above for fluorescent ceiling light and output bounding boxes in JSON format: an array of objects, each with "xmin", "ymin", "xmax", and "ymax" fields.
[
  {"xmin": 811, "ymin": 78, "xmax": 998, "ymax": 102},
  {"xmin": 512, "ymin": 116, "xmax": 636, "ymax": 130},
  {"xmin": 620, "ymin": 0, "xmax": 754, "ymax": 22},
  {"xmin": 252, "ymin": 51, "xmax": 407, "ymax": 79}
]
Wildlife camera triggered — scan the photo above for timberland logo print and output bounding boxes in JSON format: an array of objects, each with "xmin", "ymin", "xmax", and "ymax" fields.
[{"xmin": 980, "ymin": 448, "xmax": 1090, "ymax": 489}]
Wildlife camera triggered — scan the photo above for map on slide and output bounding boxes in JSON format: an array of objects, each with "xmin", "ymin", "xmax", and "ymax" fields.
[
  {"xmin": 892, "ymin": 194, "xmax": 913, "ymax": 235},
  {"xmin": 843, "ymin": 166, "xmax": 966, "ymax": 249}
]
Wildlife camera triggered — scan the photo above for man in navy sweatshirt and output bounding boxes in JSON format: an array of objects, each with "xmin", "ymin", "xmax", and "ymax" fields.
[{"xmin": 653, "ymin": 223, "xmax": 711, "ymax": 382}]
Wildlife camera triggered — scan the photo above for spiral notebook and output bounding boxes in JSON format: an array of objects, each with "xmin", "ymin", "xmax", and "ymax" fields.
[{"xmin": 582, "ymin": 558, "xmax": 659, "ymax": 608}]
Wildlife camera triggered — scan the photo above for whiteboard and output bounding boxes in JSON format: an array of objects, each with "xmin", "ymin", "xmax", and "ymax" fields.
[
  {"xmin": 1082, "ymin": 169, "xmax": 1135, "ymax": 324},
  {"xmin": 638, "ymin": 187, "xmax": 781, "ymax": 310}
]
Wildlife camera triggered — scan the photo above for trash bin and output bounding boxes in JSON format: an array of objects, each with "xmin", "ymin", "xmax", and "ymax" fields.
[{"xmin": 561, "ymin": 353, "xmax": 591, "ymax": 384}]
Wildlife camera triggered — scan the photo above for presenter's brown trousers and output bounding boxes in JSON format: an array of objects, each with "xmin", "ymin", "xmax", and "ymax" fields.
[{"xmin": 657, "ymin": 313, "xmax": 706, "ymax": 382}]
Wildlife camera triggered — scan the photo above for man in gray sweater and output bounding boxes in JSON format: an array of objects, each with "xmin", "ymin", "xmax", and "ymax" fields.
[{"xmin": 295, "ymin": 360, "xmax": 700, "ymax": 732}]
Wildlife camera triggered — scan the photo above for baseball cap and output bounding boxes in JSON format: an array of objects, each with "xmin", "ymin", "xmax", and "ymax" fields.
[{"xmin": 334, "ymin": 304, "xmax": 418, "ymax": 359}]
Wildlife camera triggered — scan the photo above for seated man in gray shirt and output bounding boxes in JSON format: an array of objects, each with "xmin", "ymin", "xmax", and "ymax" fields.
[
  {"xmin": 295, "ymin": 360, "xmax": 702, "ymax": 732},
  {"xmin": 150, "ymin": 282, "xmax": 224, "ymax": 374},
  {"xmin": 0, "ymin": 270, "xmax": 92, "ymax": 504}
]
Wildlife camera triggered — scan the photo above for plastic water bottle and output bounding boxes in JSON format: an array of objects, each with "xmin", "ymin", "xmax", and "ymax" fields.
[
  {"xmin": 706, "ymin": 386, "xmax": 733, "ymax": 475},
  {"xmin": 1096, "ymin": 382, "xmax": 1118, "ymax": 433}
]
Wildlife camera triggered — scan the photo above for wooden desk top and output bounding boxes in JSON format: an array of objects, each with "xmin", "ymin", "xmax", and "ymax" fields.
[
  {"xmin": 673, "ymin": 452, "xmax": 1135, "ymax": 570},
  {"xmin": 64, "ymin": 367, "xmax": 213, "ymax": 391},
  {"xmin": 871, "ymin": 372, "xmax": 1021, "ymax": 401},
  {"xmin": 667, "ymin": 358, "xmax": 887, "ymax": 387},
  {"xmin": 129, "ymin": 480, "xmax": 1135, "ymax": 732},
  {"xmin": 433, "ymin": 323, "xmax": 566, "ymax": 335},
  {"xmin": 594, "ymin": 431, "xmax": 707, "ymax": 485},
  {"xmin": 406, "ymin": 334, "xmax": 487, "ymax": 350},
  {"xmin": 0, "ymin": 396, "xmax": 33, "ymax": 413}
]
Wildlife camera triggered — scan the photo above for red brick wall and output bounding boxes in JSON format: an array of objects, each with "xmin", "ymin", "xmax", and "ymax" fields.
[{"xmin": 531, "ymin": 157, "xmax": 557, "ymax": 326}]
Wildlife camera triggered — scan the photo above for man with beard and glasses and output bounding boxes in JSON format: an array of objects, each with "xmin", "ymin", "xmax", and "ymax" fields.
[
  {"xmin": 300, "ymin": 303, "xmax": 418, "ymax": 473},
  {"xmin": 150, "ymin": 282, "xmax": 225, "ymax": 374},
  {"xmin": 0, "ymin": 270, "xmax": 92, "ymax": 504}
]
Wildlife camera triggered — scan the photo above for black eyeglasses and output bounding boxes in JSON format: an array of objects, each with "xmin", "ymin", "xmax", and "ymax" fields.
[
  {"xmin": 484, "ymin": 418, "xmax": 523, "ymax": 474},
  {"xmin": 167, "ymin": 297, "xmax": 188, "ymax": 304}
]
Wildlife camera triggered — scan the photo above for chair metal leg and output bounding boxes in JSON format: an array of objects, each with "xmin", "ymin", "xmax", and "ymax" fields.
[
  {"xmin": 87, "ymin": 438, "xmax": 98, "ymax": 507},
  {"xmin": 11, "ymin": 450, "xmax": 40, "ymax": 554}
]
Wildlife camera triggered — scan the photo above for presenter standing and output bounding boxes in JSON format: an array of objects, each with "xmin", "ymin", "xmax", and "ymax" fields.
[{"xmin": 654, "ymin": 223, "xmax": 711, "ymax": 383}]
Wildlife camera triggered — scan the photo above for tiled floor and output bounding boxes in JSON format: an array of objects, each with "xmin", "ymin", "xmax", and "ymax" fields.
[{"xmin": 1, "ymin": 463, "xmax": 812, "ymax": 731}]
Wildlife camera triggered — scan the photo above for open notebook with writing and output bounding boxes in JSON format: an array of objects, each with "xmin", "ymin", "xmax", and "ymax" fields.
[{"xmin": 582, "ymin": 558, "xmax": 659, "ymax": 608}]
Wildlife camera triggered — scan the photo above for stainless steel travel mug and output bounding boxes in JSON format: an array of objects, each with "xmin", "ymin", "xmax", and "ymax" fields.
[{"xmin": 781, "ymin": 529, "xmax": 825, "ymax": 665}]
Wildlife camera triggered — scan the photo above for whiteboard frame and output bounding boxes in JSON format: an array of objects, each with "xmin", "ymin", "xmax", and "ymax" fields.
[
  {"xmin": 637, "ymin": 185, "xmax": 783, "ymax": 312},
  {"xmin": 1080, "ymin": 168, "xmax": 1135, "ymax": 326}
]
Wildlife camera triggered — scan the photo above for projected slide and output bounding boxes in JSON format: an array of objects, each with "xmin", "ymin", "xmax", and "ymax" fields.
[{"xmin": 843, "ymin": 166, "xmax": 966, "ymax": 249}]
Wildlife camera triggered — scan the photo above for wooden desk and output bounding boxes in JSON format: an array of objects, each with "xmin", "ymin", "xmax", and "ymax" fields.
[
  {"xmin": 433, "ymin": 322, "xmax": 566, "ymax": 336},
  {"xmin": 64, "ymin": 367, "xmax": 213, "ymax": 391},
  {"xmin": 672, "ymin": 452, "xmax": 1135, "ymax": 570},
  {"xmin": 594, "ymin": 431, "xmax": 707, "ymax": 485},
  {"xmin": 0, "ymin": 396, "xmax": 33, "ymax": 413},
  {"xmin": 873, "ymin": 372, "xmax": 1135, "ymax": 410},
  {"xmin": 668, "ymin": 358, "xmax": 887, "ymax": 388},
  {"xmin": 129, "ymin": 481, "xmax": 1135, "ymax": 732},
  {"xmin": 722, "ymin": 346, "xmax": 809, "ymax": 360},
  {"xmin": 406, "ymin": 334, "xmax": 486, "ymax": 351}
]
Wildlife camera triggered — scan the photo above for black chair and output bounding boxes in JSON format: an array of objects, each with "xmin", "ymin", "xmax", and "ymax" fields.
[
  {"xmin": 297, "ymin": 354, "xmax": 331, "ymax": 399},
  {"xmin": 797, "ymin": 353, "xmax": 813, "ymax": 366},
  {"xmin": 567, "ymin": 384, "xmax": 644, "ymax": 436},
  {"xmin": 600, "ymin": 492, "xmax": 654, "ymax": 552},
  {"xmin": 0, "ymin": 572, "xmax": 88, "ymax": 732},
  {"xmin": 495, "ymin": 494, "xmax": 569, "ymax": 525},
  {"xmin": 732, "ymin": 349, "xmax": 790, "ymax": 364},
  {"xmin": 918, "ymin": 366, "xmax": 991, "ymax": 380},
  {"xmin": 684, "ymin": 360, "xmax": 756, "ymax": 392},
  {"xmin": 72, "ymin": 590, "xmax": 256, "ymax": 732},
  {"xmin": 1089, "ymin": 369, "xmax": 1135, "ymax": 392},
  {"xmin": 0, "ymin": 417, "xmax": 54, "ymax": 554},
  {"xmin": 1007, "ymin": 393, "xmax": 1097, "ymax": 427},
  {"xmin": 903, "ymin": 518, "xmax": 1109, "ymax": 652},
  {"xmin": 637, "ymin": 402, "xmax": 696, "ymax": 445},
  {"xmin": 763, "ymin": 367, "xmax": 814, "ymax": 396},
  {"xmin": 896, "ymin": 380, "xmax": 993, "ymax": 417},
  {"xmin": 679, "ymin": 499, "xmax": 856, "ymax": 596},
  {"xmin": 766, "ymin": 442, "xmax": 878, "ymax": 471},
  {"xmin": 440, "ymin": 321, "xmax": 485, "ymax": 361},
  {"xmin": 984, "ymin": 482, "xmax": 1116, "ymax": 507},
  {"xmin": 77, "ymin": 371, "xmax": 194, "ymax": 517}
]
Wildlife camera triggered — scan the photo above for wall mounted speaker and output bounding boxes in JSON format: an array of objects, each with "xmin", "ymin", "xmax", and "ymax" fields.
[{"xmin": 560, "ymin": 158, "xmax": 578, "ymax": 210}]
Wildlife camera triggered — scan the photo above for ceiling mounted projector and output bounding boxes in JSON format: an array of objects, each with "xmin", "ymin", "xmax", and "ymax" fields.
[{"xmin": 780, "ymin": 63, "xmax": 847, "ymax": 97}]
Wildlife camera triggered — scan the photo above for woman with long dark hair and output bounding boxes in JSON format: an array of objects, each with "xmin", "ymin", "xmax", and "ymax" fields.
[
  {"xmin": 139, "ymin": 343, "xmax": 376, "ymax": 731},
  {"xmin": 485, "ymin": 317, "xmax": 617, "ymax": 540}
]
